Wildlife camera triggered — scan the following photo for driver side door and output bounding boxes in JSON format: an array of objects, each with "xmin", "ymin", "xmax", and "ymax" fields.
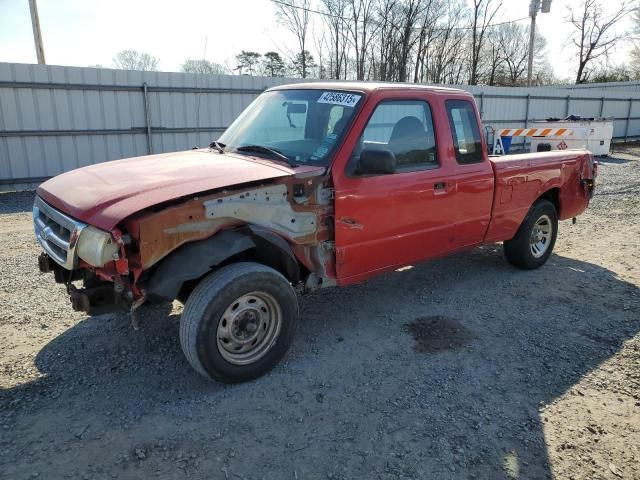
[{"xmin": 333, "ymin": 95, "xmax": 458, "ymax": 284}]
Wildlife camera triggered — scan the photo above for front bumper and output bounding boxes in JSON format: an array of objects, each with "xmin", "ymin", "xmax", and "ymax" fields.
[{"xmin": 37, "ymin": 251, "xmax": 131, "ymax": 315}]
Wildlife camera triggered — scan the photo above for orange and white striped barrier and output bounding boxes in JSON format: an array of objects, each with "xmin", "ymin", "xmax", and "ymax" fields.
[
  {"xmin": 491, "ymin": 126, "xmax": 587, "ymax": 155},
  {"xmin": 496, "ymin": 127, "xmax": 578, "ymax": 137}
]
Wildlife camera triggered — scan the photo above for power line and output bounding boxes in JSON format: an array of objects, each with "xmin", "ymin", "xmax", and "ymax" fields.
[{"xmin": 270, "ymin": 0, "xmax": 530, "ymax": 31}]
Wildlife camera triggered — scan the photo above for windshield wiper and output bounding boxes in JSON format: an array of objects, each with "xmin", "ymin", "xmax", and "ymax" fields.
[
  {"xmin": 209, "ymin": 140, "xmax": 226, "ymax": 154},
  {"xmin": 234, "ymin": 145, "xmax": 298, "ymax": 167}
]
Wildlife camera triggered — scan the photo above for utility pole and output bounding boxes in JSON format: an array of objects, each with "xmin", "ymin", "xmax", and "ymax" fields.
[
  {"xmin": 527, "ymin": 0, "xmax": 552, "ymax": 87},
  {"xmin": 28, "ymin": 0, "xmax": 46, "ymax": 64}
]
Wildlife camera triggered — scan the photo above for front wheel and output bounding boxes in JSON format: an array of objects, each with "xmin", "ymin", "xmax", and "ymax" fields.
[
  {"xmin": 179, "ymin": 262, "xmax": 298, "ymax": 383},
  {"xmin": 503, "ymin": 199, "xmax": 558, "ymax": 269}
]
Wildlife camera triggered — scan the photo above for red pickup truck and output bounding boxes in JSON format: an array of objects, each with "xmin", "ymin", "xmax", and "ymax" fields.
[{"xmin": 33, "ymin": 82, "xmax": 596, "ymax": 383}]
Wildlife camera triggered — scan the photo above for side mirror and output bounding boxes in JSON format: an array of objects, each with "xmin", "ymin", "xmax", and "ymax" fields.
[{"xmin": 359, "ymin": 148, "xmax": 396, "ymax": 174}]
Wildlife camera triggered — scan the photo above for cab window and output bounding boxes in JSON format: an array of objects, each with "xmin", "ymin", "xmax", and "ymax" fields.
[
  {"xmin": 445, "ymin": 100, "xmax": 483, "ymax": 164},
  {"xmin": 351, "ymin": 100, "xmax": 438, "ymax": 174}
]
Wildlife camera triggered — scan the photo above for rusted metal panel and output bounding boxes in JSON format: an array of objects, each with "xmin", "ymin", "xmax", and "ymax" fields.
[{"xmin": 127, "ymin": 172, "xmax": 335, "ymax": 279}]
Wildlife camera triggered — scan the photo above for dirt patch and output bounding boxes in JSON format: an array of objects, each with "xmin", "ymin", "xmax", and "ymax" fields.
[
  {"xmin": 404, "ymin": 315, "xmax": 476, "ymax": 353},
  {"xmin": 0, "ymin": 145, "xmax": 639, "ymax": 479}
]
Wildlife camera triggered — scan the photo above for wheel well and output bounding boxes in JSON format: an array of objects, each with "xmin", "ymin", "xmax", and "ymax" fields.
[
  {"xmin": 176, "ymin": 242, "xmax": 305, "ymax": 303},
  {"xmin": 537, "ymin": 188, "xmax": 560, "ymax": 213},
  {"xmin": 146, "ymin": 227, "xmax": 304, "ymax": 303},
  {"xmin": 227, "ymin": 239, "xmax": 305, "ymax": 284}
]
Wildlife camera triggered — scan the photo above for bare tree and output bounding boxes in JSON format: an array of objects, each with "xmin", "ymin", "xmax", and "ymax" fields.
[
  {"xmin": 321, "ymin": 0, "xmax": 350, "ymax": 79},
  {"xmin": 422, "ymin": 0, "xmax": 468, "ymax": 84},
  {"xmin": 484, "ymin": 27, "xmax": 504, "ymax": 85},
  {"xmin": 181, "ymin": 59, "xmax": 227, "ymax": 75},
  {"xmin": 374, "ymin": 0, "xmax": 400, "ymax": 81},
  {"xmin": 491, "ymin": 23, "xmax": 547, "ymax": 86},
  {"xmin": 567, "ymin": 0, "xmax": 633, "ymax": 84},
  {"xmin": 469, "ymin": 0, "xmax": 502, "ymax": 85},
  {"xmin": 631, "ymin": 8, "xmax": 640, "ymax": 78},
  {"xmin": 267, "ymin": 0, "xmax": 555, "ymax": 86},
  {"xmin": 590, "ymin": 63, "xmax": 633, "ymax": 82},
  {"xmin": 395, "ymin": 0, "xmax": 423, "ymax": 82},
  {"xmin": 413, "ymin": 0, "xmax": 441, "ymax": 83},
  {"xmin": 347, "ymin": 0, "xmax": 378, "ymax": 80},
  {"xmin": 112, "ymin": 50, "xmax": 159, "ymax": 71},
  {"xmin": 496, "ymin": 24, "xmax": 527, "ymax": 85},
  {"xmin": 275, "ymin": 0, "xmax": 312, "ymax": 78}
]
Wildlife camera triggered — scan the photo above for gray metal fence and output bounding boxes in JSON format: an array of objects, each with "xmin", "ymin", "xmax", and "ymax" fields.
[
  {"xmin": 0, "ymin": 63, "xmax": 299, "ymax": 190},
  {"xmin": 2, "ymin": 62, "xmax": 640, "ymax": 190}
]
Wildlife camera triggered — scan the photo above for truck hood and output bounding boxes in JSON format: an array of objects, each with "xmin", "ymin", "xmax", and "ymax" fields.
[{"xmin": 37, "ymin": 149, "xmax": 324, "ymax": 231}]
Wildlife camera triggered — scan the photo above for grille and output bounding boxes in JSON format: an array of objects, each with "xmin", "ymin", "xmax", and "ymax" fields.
[{"xmin": 33, "ymin": 196, "xmax": 86, "ymax": 269}]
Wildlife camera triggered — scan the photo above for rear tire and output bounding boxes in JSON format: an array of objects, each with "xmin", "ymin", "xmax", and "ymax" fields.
[
  {"xmin": 179, "ymin": 262, "xmax": 298, "ymax": 383},
  {"xmin": 504, "ymin": 200, "xmax": 558, "ymax": 270}
]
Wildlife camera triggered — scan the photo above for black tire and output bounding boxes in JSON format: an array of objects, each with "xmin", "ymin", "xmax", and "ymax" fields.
[
  {"xmin": 503, "ymin": 199, "xmax": 558, "ymax": 270},
  {"xmin": 179, "ymin": 262, "xmax": 298, "ymax": 383}
]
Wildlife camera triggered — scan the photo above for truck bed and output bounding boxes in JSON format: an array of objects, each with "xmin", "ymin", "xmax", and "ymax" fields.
[{"xmin": 485, "ymin": 150, "xmax": 594, "ymax": 243}]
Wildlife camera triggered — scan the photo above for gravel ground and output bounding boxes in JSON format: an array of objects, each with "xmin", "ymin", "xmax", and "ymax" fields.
[{"xmin": 1, "ymin": 146, "xmax": 639, "ymax": 480}]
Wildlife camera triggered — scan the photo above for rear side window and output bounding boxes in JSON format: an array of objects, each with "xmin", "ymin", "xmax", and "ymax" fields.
[{"xmin": 445, "ymin": 100, "xmax": 483, "ymax": 164}]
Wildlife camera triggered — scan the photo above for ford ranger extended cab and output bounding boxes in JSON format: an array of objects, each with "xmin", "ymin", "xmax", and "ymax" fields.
[{"xmin": 33, "ymin": 83, "xmax": 596, "ymax": 383}]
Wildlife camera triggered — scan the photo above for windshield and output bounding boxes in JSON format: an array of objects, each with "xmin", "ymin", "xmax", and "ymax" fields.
[{"xmin": 217, "ymin": 89, "xmax": 363, "ymax": 166}]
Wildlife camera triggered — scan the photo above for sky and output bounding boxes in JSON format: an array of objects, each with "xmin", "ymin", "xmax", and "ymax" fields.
[{"xmin": 0, "ymin": 0, "xmax": 635, "ymax": 82}]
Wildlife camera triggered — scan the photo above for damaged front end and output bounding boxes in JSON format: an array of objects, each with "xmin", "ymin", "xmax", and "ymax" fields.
[
  {"xmin": 33, "ymin": 170, "xmax": 337, "ymax": 316},
  {"xmin": 33, "ymin": 196, "xmax": 138, "ymax": 315},
  {"xmin": 128, "ymin": 171, "xmax": 337, "ymax": 302}
]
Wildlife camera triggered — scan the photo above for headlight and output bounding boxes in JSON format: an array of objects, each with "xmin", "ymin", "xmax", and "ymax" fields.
[{"xmin": 76, "ymin": 226, "xmax": 119, "ymax": 267}]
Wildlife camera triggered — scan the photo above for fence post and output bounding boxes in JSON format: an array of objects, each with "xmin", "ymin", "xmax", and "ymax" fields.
[
  {"xmin": 599, "ymin": 96, "xmax": 605, "ymax": 117},
  {"xmin": 565, "ymin": 95, "xmax": 571, "ymax": 117},
  {"xmin": 523, "ymin": 94, "xmax": 531, "ymax": 151},
  {"xmin": 142, "ymin": 82, "xmax": 153, "ymax": 154},
  {"xmin": 625, "ymin": 98, "xmax": 633, "ymax": 142},
  {"xmin": 479, "ymin": 92, "xmax": 484, "ymax": 119}
]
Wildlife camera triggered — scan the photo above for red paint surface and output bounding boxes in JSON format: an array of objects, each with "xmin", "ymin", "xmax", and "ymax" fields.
[
  {"xmin": 37, "ymin": 149, "xmax": 323, "ymax": 231},
  {"xmin": 329, "ymin": 87, "xmax": 594, "ymax": 284}
]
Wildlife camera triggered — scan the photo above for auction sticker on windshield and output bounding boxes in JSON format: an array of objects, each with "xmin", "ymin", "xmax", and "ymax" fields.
[{"xmin": 317, "ymin": 91, "xmax": 361, "ymax": 107}]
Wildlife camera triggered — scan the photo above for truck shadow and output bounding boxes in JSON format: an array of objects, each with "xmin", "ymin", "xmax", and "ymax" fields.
[
  {"xmin": 596, "ymin": 156, "xmax": 634, "ymax": 165},
  {"xmin": 2, "ymin": 247, "xmax": 638, "ymax": 479}
]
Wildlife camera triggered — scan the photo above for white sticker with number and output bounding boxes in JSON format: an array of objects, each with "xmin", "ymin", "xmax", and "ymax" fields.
[{"xmin": 317, "ymin": 91, "xmax": 361, "ymax": 107}]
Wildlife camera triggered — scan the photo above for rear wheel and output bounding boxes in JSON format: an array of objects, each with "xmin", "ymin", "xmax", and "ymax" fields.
[
  {"xmin": 503, "ymin": 200, "xmax": 558, "ymax": 269},
  {"xmin": 179, "ymin": 262, "xmax": 298, "ymax": 383}
]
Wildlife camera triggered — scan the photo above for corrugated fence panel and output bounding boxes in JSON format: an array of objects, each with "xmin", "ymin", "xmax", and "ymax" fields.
[
  {"xmin": 527, "ymin": 98, "xmax": 568, "ymax": 121},
  {"xmin": 0, "ymin": 63, "xmax": 300, "ymax": 189},
  {"xmin": 2, "ymin": 62, "xmax": 640, "ymax": 189},
  {"xmin": 484, "ymin": 96, "xmax": 529, "ymax": 123}
]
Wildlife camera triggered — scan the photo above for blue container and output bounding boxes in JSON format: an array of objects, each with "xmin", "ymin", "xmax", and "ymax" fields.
[{"xmin": 501, "ymin": 136, "xmax": 512, "ymax": 154}]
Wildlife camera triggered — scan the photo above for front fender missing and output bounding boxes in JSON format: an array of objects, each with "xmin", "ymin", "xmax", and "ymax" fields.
[
  {"xmin": 245, "ymin": 225, "xmax": 301, "ymax": 283},
  {"xmin": 145, "ymin": 230, "xmax": 255, "ymax": 302},
  {"xmin": 144, "ymin": 226, "xmax": 302, "ymax": 302}
]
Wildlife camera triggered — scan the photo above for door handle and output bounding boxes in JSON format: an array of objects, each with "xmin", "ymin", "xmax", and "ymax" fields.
[{"xmin": 433, "ymin": 181, "xmax": 453, "ymax": 194}]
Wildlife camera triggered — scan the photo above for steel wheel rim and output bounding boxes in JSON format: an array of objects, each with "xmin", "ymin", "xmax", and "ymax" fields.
[
  {"xmin": 530, "ymin": 214, "xmax": 553, "ymax": 258},
  {"xmin": 216, "ymin": 291, "xmax": 282, "ymax": 365}
]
